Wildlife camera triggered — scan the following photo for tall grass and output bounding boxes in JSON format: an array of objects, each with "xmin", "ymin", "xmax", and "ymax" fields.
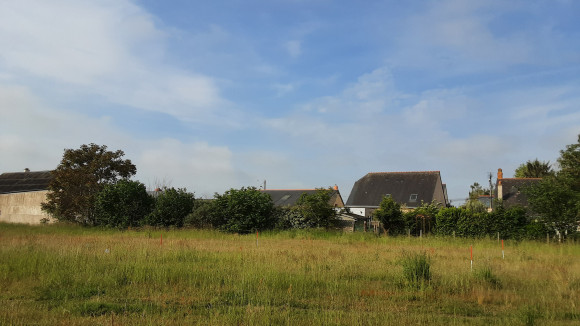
[{"xmin": 0, "ymin": 223, "xmax": 579, "ymax": 325}]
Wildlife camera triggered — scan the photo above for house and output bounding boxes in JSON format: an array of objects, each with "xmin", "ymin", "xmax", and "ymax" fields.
[
  {"xmin": 260, "ymin": 186, "xmax": 344, "ymax": 208},
  {"xmin": 0, "ymin": 169, "xmax": 53, "ymax": 224},
  {"xmin": 495, "ymin": 168, "xmax": 541, "ymax": 209},
  {"xmin": 346, "ymin": 171, "xmax": 449, "ymax": 217}
]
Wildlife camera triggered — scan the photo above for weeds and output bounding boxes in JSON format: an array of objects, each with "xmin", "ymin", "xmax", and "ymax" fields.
[{"xmin": 401, "ymin": 251, "xmax": 431, "ymax": 288}]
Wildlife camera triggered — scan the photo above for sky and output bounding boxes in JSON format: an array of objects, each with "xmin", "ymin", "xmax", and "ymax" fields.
[{"xmin": 1, "ymin": 0, "xmax": 579, "ymax": 204}]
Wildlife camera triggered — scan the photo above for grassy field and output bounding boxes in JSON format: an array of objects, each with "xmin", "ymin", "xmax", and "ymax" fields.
[{"xmin": 1, "ymin": 223, "xmax": 579, "ymax": 325}]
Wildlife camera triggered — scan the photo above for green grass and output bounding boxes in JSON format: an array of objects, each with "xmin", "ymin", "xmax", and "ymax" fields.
[{"xmin": 1, "ymin": 223, "xmax": 579, "ymax": 325}]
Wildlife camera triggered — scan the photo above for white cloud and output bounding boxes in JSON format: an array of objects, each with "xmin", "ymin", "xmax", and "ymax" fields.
[
  {"xmin": 0, "ymin": 0, "xmax": 228, "ymax": 124},
  {"xmin": 0, "ymin": 84, "xmax": 242, "ymax": 197}
]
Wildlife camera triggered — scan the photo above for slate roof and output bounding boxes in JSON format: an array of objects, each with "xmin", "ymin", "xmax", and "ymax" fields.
[
  {"xmin": 0, "ymin": 171, "xmax": 53, "ymax": 194},
  {"xmin": 496, "ymin": 178, "xmax": 541, "ymax": 209},
  {"xmin": 261, "ymin": 189, "xmax": 343, "ymax": 207},
  {"xmin": 346, "ymin": 171, "xmax": 446, "ymax": 208}
]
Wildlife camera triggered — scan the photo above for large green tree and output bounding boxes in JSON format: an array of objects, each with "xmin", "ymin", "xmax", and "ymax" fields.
[
  {"xmin": 514, "ymin": 159, "xmax": 554, "ymax": 178},
  {"xmin": 42, "ymin": 144, "xmax": 136, "ymax": 225}
]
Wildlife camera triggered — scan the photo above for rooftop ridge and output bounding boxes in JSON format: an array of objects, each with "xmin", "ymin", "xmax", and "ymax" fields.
[
  {"xmin": 368, "ymin": 171, "xmax": 440, "ymax": 175},
  {"xmin": 261, "ymin": 188, "xmax": 323, "ymax": 191},
  {"xmin": 501, "ymin": 178, "xmax": 543, "ymax": 180}
]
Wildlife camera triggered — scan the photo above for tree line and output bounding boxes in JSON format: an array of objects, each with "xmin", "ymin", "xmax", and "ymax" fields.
[
  {"xmin": 41, "ymin": 144, "xmax": 338, "ymax": 233},
  {"xmin": 375, "ymin": 134, "xmax": 580, "ymax": 241}
]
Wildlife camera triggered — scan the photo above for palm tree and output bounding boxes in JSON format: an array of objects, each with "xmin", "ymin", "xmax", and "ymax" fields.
[{"xmin": 514, "ymin": 159, "xmax": 554, "ymax": 178}]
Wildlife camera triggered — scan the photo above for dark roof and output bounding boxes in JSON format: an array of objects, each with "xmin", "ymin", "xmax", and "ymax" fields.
[
  {"xmin": 346, "ymin": 171, "xmax": 445, "ymax": 208},
  {"xmin": 496, "ymin": 178, "xmax": 541, "ymax": 209},
  {"xmin": 261, "ymin": 189, "xmax": 341, "ymax": 207},
  {"xmin": 0, "ymin": 171, "xmax": 52, "ymax": 194}
]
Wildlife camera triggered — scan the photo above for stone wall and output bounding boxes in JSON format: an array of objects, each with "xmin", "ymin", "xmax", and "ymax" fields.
[{"xmin": 0, "ymin": 191, "xmax": 52, "ymax": 224}]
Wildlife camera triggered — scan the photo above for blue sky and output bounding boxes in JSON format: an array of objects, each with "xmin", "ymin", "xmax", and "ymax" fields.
[{"xmin": 1, "ymin": 0, "xmax": 579, "ymax": 203}]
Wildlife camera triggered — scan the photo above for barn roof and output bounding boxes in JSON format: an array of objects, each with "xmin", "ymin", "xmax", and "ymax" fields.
[
  {"xmin": 0, "ymin": 170, "xmax": 53, "ymax": 194},
  {"xmin": 346, "ymin": 171, "xmax": 444, "ymax": 208}
]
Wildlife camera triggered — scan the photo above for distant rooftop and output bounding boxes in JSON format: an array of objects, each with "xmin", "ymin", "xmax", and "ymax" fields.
[{"xmin": 0, "ymin": 170, "xmax": 53, "ymax": 194}]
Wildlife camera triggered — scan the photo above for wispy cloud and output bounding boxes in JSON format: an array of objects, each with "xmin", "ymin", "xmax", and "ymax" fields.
[{"xmin": 0, "ymin": 0, "xmax": 230, "ymax": 124}]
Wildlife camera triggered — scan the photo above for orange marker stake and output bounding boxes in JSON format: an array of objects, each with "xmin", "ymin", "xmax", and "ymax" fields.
[
  {"xmin": 160, "ymin": 234, "xmax": 163, "ymax": 245},
  {"xmin": 470, "ymin": 245, "xmax": 473, "ymax": 272},
  {"xmin": 256, "ymin": 231, "xmax": 259, "ymax": 247},
  {"xmin": 502, "ymin": 239, "xmax": 505, "ymax": 259}
]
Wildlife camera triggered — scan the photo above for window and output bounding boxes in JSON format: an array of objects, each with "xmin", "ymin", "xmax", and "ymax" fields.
[{"xmin": 409, "ymin": 194, "xmax": 418, "ymax": 202}]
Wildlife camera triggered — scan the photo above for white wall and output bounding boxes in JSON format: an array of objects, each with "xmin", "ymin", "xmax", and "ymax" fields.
[{"xmin": 0, "ymin": 191, "xmax": 53, "ymax": 224}]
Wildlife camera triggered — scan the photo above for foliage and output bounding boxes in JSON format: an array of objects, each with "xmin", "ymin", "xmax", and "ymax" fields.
[
  {"xmin": 514, "ymin": 159, "xmax": 554, "ymax": 178},
  {"xmin": 373, "ymin": 196, "xmax": 405, "ymax": 235},
  {"xmin": 145, "ymin": 188, "xmax": 195, "ymax": 228},
  {"xmin": 524, "ymin": 176, "xmax": 579, "ymax": 237},
  {"xmin": 524, "ymin": 135, "xmax": 580, "ymax": 239},
  {"xmin": 42, "ymin": 143, "xmax": 136, "ymax": 225},
  {"xmin": 184, "ymin": 200, "xmax": 214, "ymax": 229},
  {"xmin": 435, "ymin": 205, "xmax": 530, "ymax": 239},
  {"xmin": 93, "ymin": 180, "xmax": 153, "ymax": 228},
  {"xmin": 293, "ymin": 188, "xmax": 338, "ymax": 228},
  {"xmin": 210, "ymin": 187, "xmax": 275, "ymax": 233},
  {"xmin": 401, "ymin": 252, "xmax": 431, "ymax": 287},
  {"xmin": 404, "ymin": 201, "xmax": 441, "ymax": 236}
]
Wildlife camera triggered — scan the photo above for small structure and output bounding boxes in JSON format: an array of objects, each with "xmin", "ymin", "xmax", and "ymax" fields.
[
  {"xmin": 0, "ymin": 170, "xmax": 53, "ymax": 224},
  {"xmin": 346, "ymin": 171, "xmax": 448, "ymax": 217},
  {"xmin": 495, "ymin": 168, "xmax": 541, "ymax": 209}
]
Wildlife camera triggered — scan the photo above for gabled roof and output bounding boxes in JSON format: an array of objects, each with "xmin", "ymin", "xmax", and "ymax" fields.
[
  {"xmin": 0, "ymin": 171, "xmax": 53, "ymax": 194},
  {"xmin": 261, "ymin": 189, "xmax": 343, "ymax": 207},
  {"xmin": 346, "ymin": 171, "xmax": 446, "ymax": 208},
  {"xmin": 496, "ymin": 178, "xmax": 541, "ymax": 209}
]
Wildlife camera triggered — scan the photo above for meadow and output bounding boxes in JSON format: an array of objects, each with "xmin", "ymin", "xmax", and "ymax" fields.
[{"xmin": 1, "ymin": 223, "xmax": 579, "ymax": 325}]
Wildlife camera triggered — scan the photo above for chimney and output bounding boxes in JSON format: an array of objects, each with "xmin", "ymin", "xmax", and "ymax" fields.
[
  {"xmin": 24, "ymin": 168, "xmax": 30, "ymax": 173},
  {"xmin": 497, "ymin": 168, "xmax": 503, "ymax": 200},
  {"xmin": 333, "ymin": 184, "xmax": 338, "ymax": 191}
]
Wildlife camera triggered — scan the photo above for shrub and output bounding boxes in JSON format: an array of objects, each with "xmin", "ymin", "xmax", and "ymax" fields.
[
  {"xmin": 374, "ymin": 196, "xmax": 405, "ymax": 235},
  {"xmin": 210, "ymin": 187, "xmax": 275, "ymax": 233},
  {"xmin": 94, "ymin": 180, "xmax": 153, "ymax": 228},
  {"xmin": 145, "ymin": 188, "xmax": 195, "ymax": 227},
  {"xmin": 184, "ymin": 199, "xmax": 214, "ymax": 228}
]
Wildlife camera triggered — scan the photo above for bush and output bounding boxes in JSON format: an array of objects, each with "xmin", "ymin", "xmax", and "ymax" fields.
[
  {"xmin": 184, "ymin": 199, "xmax": 214, "ymax": 229},
  {"xmin": 93, "ymin": 180, "xmax": 153, "ymax": 228},
  {"xmin": 145, "ymin": 188, "xmax": 195, "ymax": 227},
  {"xmin": 373, "ymin": 196, "xmax": 405, "ymax": 235},
  {"xmin": 210, "ymin": 187, "xmax": 275, "ymax": 233}
]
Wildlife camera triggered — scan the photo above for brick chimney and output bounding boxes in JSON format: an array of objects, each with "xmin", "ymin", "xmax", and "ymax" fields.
[
  {"xmin": 497, "ymin": 168, "xmax": 503, "ymax": 200},
  {"xmin": 333, "ymin": 184, "xmax": 338, "ymax": 191}
]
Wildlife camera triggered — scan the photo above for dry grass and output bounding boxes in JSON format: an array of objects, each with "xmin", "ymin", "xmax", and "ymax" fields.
[{"xmin": 1, "ymin": 223, "xmax": 579, "ymax": 325}]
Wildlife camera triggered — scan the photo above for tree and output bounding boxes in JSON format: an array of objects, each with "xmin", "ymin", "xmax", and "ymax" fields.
[
  {"xmin": 42, "ymin": 144, "xmax": 136, "ymax": 225},
  {"xmin": 145, "ymin": 188, "xmax": 195, "ymax": 227},
  {"xmin": 524, "ymin": 135, "xmax": 580, "ymax": 239},
  {"xmin": 405, "ymin": 201, "xmax": 442, "ymax": 236},
  {"xmin": 210, "ymin": 187, "xmax": 275, "ymax": 233},
  {"xmin": 373, "ymin": 196, "xmax": 405, "ymax": 235},
  {"xmin": 514, "ymin": 159, "xmax": 554, "ymax": 178},
  {"xmin": 294, "ymin": 188, "xmax": 338, "ymax": 228},
  {"xmin": 94, "ymin": 180, "xmax": 153, "ymax": 228},
  {"xmin": 557, "ymin": 134, "xmax": 580, "ymax": 192}
]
